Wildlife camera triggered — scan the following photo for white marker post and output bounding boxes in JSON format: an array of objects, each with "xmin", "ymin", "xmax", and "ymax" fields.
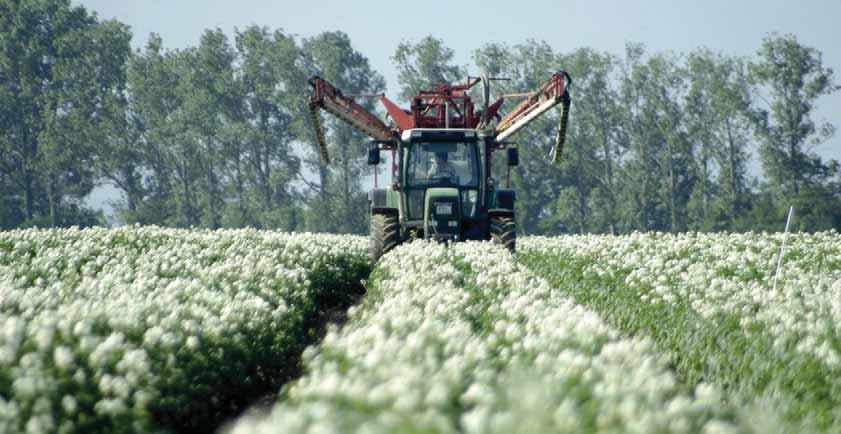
[{"xmin": 772, "ymin": 206, "xmax": 794, "ymax": 292}]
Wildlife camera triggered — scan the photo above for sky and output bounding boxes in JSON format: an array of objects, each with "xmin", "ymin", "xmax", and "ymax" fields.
[{"xmin": 75, "ymin": 0, "xmax": 840, "ymax": 215}]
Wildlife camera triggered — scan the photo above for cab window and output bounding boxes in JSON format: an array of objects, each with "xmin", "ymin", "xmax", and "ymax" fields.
[{"xmin": 406, "ymin": 141, "xmax": 479, "ymax": 187}]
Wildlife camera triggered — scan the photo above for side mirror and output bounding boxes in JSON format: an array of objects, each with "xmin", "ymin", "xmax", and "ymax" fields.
[
  {"xmin": 506, "ymin": 147, "xmax": 519, "ymax": 166},
  {"xmin": 368, "ymin": 143, "xmax": 380, "ymax": 165}
]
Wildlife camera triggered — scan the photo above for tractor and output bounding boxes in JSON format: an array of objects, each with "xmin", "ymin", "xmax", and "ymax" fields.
[{"xmin": 308, "ymin": 71, "xmax": 571, "ymax": 261}]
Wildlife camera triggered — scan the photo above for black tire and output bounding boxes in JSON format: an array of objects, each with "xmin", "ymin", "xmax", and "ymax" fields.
[
  {"xmin": 490, "ymin": 215, "xmax": 516, "ymax": 253},
  {"xmin": 370, "ymin": 213, "xmax": 400, "ymax": 263}
]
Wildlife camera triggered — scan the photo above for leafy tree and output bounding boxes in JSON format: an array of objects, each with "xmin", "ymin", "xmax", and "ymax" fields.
[
  {"xmin": 121, "ymin": 35, "xmax": 185, "ymax": 225},
  {"xmin": 234, "ymin": 26, "xmax": 303, "ymax": 229},
  {"xmin": 0, "ymin": 0, "xmax": 129, "ymax": 227},
  {"xmin": 749, "ymin": 33, "xmax": 840, "ymax": 230},
  {"xmin": 4, "ymin": 12, "xmax": 838, "ymax": 234},
  {"xmin": 392, "ymin": 35, "xmax": 465, "ymax": 103},
  {"xmin": 684, "ymin": 49, "xmax": 722, "ymax": 230},
  {"xmin": 647, "ymin": 52, "xmax": 695, "ymax": 232},
  {"xmin": 121, "ymin": 30, "xmax": 307, "ymax": 230},
  {"xmin": 303, "ymin": 31, "xmax": 385, "ymax": 234},
  {"xmin": 561, "ymin": 48, "xmax": 624, "ymax": 234},
  {"xmin": 616, "ymin": 44, "xmax": 668, "ymax": 232},
  {"xmin": 176, "ymin": 29, "xmax": 237, "ymax": 229},
  {"xmin": 684, "ymin": 49, "xmax": 754, "ymax": 231}
]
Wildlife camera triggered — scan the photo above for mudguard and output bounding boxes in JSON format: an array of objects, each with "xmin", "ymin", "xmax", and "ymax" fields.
[
  {"xmin": 369, "ymin": 188, "xmax": 398, "ymax": 215},
  {"xmin": 494, "ymin": 189, "xmax": 516, "ymax": 210}
]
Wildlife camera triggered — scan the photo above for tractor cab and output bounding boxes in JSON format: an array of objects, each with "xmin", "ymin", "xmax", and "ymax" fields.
[{"xmin": 400, "ymin": 129, "xmax": 483, "ymax": 242}]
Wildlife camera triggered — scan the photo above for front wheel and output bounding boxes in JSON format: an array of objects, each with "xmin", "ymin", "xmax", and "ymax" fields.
[
  {"xmin": 490, "ymin": 214, "xmax": 516, "ymax": 253},
  {"xmin": 370, "ymin": 213, "xmax": 400, "ymax": 263}
]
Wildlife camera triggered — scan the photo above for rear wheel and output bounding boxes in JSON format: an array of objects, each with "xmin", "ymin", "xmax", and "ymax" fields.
[
  {"xmin": 490, "ymin": 215, "xmax": 516, "ymax": 253},
  {"xmin": 370, "ymin": 213, "xmax": 400, "ymax": 263}
]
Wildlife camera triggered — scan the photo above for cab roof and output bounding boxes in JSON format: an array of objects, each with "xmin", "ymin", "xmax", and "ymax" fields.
[{"xmin": 401, "ymin": 129, "xmax": 478, "ymax": 142}]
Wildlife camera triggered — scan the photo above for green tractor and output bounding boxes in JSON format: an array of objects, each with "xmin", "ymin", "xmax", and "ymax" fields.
[{"xmin": 308, "ymin": 72, "xmax": 571, "ymax": 261}]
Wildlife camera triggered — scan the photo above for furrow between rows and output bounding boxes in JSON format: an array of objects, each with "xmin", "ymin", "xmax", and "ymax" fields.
[{"xmin": 228, "ymin": 241, "xmax": 742, "ymax": 434}]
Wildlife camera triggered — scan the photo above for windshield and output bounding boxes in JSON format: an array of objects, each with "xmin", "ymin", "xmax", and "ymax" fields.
[{"xmin": 406, "ymin": 141, "xmax": 479, "ymax": 187}]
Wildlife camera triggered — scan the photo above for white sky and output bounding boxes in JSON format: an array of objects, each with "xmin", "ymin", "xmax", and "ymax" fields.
[{"xmin": 76, "ymin": 0, "xmax": 840, "ymax": 215}]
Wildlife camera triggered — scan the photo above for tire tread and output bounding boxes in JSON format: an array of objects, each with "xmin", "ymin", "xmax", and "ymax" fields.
[
  {"xmin": 489, "ymin": 215, "xmax": 516, "ymax": 253},
  {"xmin": 370, "ymin": 214, "xmax": 400, "ymax": 262}
]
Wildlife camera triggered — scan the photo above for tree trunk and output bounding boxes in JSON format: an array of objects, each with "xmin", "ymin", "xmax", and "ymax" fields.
[
  {"xmin": 260, "ymin": 109, "xmax": 273, "ymax": 212},
  {"xmin": 640, "ymin": 139, "xmax": 650, "ymax": 231},
  {"xmin": 725, "ymin": 118, "xmax": 740, "ymax": 223},
  {"xmin": 577, "ymin": 186, "xmax": 587, "ymax": 234},
  {"xmin": 789, "ymin": 137, "xmax": 800, "ymax": 196},
  {"xmin": 120, "ymin": 165, "xmax": 139, "ymax": 213},
  {"xmin": 668, "ymin": 140, "xmax": 678, "ymax": 232},
  {"xmin": 599, "ymin": 120, "xmax": 616, "ymax": 234},
  {"xmin": 23, "ymin": 173, "xmax": 34, "ymax": 220},
  {"xmin": 233, "ymin": 140, "xmax": 245, "ymax": 224},
  {"xmin": 701, "ymin": 152, "xmax": 709, "ymax": 226},
  {"xmin": 262, "ymin": 140, "xmax": 272, "ymax": 211},
  {"xmin": 207, "ymin": 161, "xmax": 220, "ymax": 229},
  {"xmin": 574, "ymin": 153, "xmax": 587, "ymax": 233},
  {"xmin": 179, "ymin": 161, "xmax": 194, "ymax": 226},
  {"xmin": 21, "ymin": 121, "xmax": 35, "ymax": 220},
  {"xmin": 341, "ymin": 131, "xmax": 351, "ymax": 233},
  {"xmin": 48, "ymin": 180, "xmax": 59, "ymax": 227}
]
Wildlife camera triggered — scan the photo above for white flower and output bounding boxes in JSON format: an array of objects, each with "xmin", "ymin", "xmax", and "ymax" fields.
[
  {"xmin": 0, "ymin": 227, "xmax": 369, "ymax": 431},
  {"xmin": 94, "ymin": 398, "xmax": 127, "ymax": 416},
  {"xmin": 12, "ymin": 377, "xmax": 38, "ymax": 399},
  {"xmin": 53, "ymin": 346, "xmax": 74, "ymax": 371},
  {"xmin": 226, "ymin": 240, "xmax": 738, "ymax": 433},
  {"xmin": 61, "ymin": 395, "xmax": 77, "ymax": 413}
]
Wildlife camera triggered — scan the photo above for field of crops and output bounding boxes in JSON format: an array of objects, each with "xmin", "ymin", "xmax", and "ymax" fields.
[
  {"xmin": 519, "ymin": 232, "xmax": 841, "ymax": 433},
  {"xmin": 1, "ymin": 228, "xmax": 840, "ymax": 433},
  {"xmin": 0, "ymin": 227, "xmax": 369, "ymax": 434}
]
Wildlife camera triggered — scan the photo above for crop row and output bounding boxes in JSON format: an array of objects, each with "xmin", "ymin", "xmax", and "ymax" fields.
[
  {"xmin": 229, "ymin": 241, "xmax": 743, "ymax": 434},
  {"xmin": 0, "ymin": 227, "xmax": 369, "ymax": 434},
  {"xmin": 519, "ymin": 232, "xmax": 841, "ymax": 432}
]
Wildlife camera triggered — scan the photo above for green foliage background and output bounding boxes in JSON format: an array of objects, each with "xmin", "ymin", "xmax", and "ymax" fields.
[{"xmin": 1, "ymin": 0, "xmax": 838, "ymax": 233}]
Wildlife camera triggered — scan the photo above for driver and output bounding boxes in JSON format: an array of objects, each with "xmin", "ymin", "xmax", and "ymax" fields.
[{"xmin": 427, "ymin": 152, "xmax": 457, "ymax": 180}]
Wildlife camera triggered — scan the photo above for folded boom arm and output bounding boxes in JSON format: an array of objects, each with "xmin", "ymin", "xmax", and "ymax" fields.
[
  {"xmin": 308, "ymin": 76, "xmax": 395, "ymax": 164},
  {"xmin": 495, "ymin": 71, "xmax": 572, "ymax": 162}
]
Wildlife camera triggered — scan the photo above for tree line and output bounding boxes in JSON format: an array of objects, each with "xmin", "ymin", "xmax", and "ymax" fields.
[{"xmin": 1, "ymin": 0, "xmax": 838, "ymax": 234}]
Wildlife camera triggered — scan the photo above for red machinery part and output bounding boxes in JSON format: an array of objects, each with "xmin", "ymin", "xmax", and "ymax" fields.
[
  {"xmin": 495, "ymin": 72, "xmax": 569, "ymax": 141},
  {"xmin": 308, "ymin": 77, "xmax": 394, "ymax": 142},
  {"xmin": 308, "ymin": 71, "xmax": 570, "ymax": 164}
]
